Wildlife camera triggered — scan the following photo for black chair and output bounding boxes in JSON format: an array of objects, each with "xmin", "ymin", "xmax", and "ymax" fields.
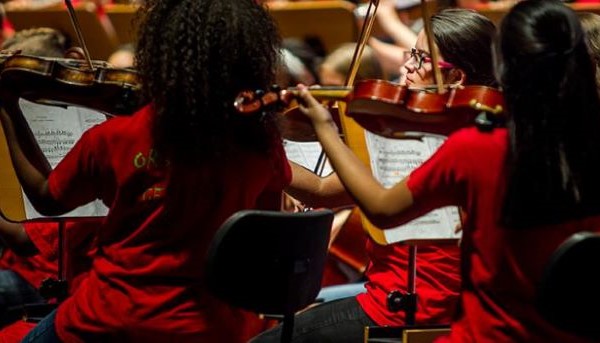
[
  {"xmin": 537, "ymin": 231, "xmax": 600, "ymax": 341},
  {"xmin": 205, "ymin": 209, "xmax": 334, "ymax": 343}
]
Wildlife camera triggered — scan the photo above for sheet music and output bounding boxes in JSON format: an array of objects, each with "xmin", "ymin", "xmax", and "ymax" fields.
[
  {"xmin": 365, "ymin": 131, "xmax": 461, "ymax": 243},
  {"xmin": 19, "ymin": 99, "xmax": 109, "ymax": 219},
  {"xmin": 283, "ymin": 140, "xmax": 333, "ymax": 176}
]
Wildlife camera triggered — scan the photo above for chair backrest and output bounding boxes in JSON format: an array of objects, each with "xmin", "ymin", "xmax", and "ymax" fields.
[
  {"xmin": 205, "ymin": 209, "xmax": 333, "ymax": 316},
  {"xmin": 537, "ymin": 231, "xmax": 600, "ymax": 341}
]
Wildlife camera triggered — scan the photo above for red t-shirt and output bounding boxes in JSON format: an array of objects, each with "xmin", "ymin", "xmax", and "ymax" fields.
[
  {"xmin": 0, "ymin": 321, "xmax": 36, "ymax": 343},
  {"xmin": 406, "ymin": 127, "xmax": 600, "ymax": 343},
  {"xmin": 0, "ymin": 222, "xmax": 57, "ymax": 290},
  {"xmin": 48, "ymin": 105, "xmax": 292, "ymax": 342},
  {"xmin": 0, "ymin": 218, "xmax": 99, "ymax": 294}
]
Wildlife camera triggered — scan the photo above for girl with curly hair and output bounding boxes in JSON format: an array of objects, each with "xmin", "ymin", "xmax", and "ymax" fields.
[{"xmin": 3, "ymin": 0, "xmax": 288, "ymax": 341}]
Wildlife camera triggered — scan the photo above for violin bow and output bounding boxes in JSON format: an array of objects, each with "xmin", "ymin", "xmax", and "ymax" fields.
[
  {"xmin": 64, "ymin": 0, "xmax": 94, "ymax": 70},
  {"xmin": 421, "ymin": 0, "xmax": 444, "ymax": 94},
  {"xmin": 310, "ymin": 0, "xmax": 379, "ymax": 178},
  {"xmin": 346, "ymin": 0, "xmax": 379, "ymax": 86}
]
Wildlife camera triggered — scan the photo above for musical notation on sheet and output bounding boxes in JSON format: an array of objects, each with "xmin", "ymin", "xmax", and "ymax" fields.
[
  {"xmin": 365, "ymin": 131, "xmax": 460, "ymax": 243},
  {"xmin": 20, "ymin": 98, "xmax": 109, "ymax": 219}
]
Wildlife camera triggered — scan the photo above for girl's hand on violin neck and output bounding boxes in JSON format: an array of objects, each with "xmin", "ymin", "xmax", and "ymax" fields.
[{"xmin": 296, "ymin": 84, "xmax": 337, "ymax": 131}]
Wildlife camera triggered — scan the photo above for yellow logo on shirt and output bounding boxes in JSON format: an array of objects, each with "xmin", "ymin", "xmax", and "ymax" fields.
[
  {"xmin": 133, "ymin": 148, "xmax": 166, "ymax": 201},
  {"xmin": 133, "ymin": 149, "xmax": 159, "ymax": 170}
]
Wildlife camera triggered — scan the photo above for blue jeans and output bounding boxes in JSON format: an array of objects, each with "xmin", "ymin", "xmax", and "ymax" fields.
[
  {"xmin": 21, "ymin": 309, "xmax": 60, "ymax": 343},
  {"xmin": 0, "ymin": 269, "xmax": 47, "ymax": 327},
  {"xmin": 250, "ymin": 297, "xmax": 376, "ymax": 342},
  {"xmin": 0, "ymin": 270, "xmax": 45, "ymax": 311}
]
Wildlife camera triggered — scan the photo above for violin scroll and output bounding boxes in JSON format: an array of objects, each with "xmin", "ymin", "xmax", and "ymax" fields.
[
  {"xmin": 233, "ymin": 85, "xmax": 288, "ymax": 115},
  {"xmin": 233, "ymin": 85, "xmax": 349, "ymax": 116},
  {"xmin": 233, "ymin": 85, "xmax": 349, "ymax": 142}
]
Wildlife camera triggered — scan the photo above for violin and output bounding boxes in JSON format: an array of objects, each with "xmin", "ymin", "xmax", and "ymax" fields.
[
  {"xmin": 346, "ymin": 80, "xmax": 505, "ymax": 137},
  {"xmin": 0, "ymin": 51, "xmax": 144, "ymax": 115},
  {"xmin": 0, "ymin": 0, "xmax": 144, "ymax": 115},
  {"xmin": 235, "ymin": 85, "xmax": 348, "ymax": 141},
  {"xmin": 234, "ymin": 79, "xmax": 505, "ymax": 140}
]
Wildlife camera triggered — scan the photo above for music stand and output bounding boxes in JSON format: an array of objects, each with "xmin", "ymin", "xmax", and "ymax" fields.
[
  {"xmin": 386, "ymin": 240, "xmax": 457, "ymax": 325},
  {"xmin": 0, "ymin": 99, "xmax": 107, "ymax": 300},
  {"xmin": 389, "ymin": 245, "xmax": 417, "ymax": 325}
]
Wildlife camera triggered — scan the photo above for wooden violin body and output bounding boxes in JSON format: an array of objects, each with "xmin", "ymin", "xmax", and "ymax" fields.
[
  {"xmin": 0, "ymin": 52, "xmax": 144, "ymax": 115},
  {"xmin": 347, "ymin": 80, "xmax": 505, "ymax": 137}
]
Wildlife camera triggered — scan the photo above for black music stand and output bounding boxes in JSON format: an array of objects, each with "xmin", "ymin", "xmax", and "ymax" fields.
[
  {"xmin": 39, "ymin": 218, "xmax": 68, "ymax": 302},
  {"xmin": 386, "ymin": 245, "xmax": 417, "ymax": 325}
]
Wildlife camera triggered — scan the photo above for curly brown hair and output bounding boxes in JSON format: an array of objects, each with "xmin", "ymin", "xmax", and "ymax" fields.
[{"xmin": 135, "ymin": 0, "xmax": 282, "ymax": 165}]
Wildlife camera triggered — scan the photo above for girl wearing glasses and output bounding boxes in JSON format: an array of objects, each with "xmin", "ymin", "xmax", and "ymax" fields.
[
  {"xmin": 294, "ymin": 0, "xmax": 600, "ymax": 342},
  {"xmin": 255, "ymin": 8, "xmax": 497, "ymax": 343}
]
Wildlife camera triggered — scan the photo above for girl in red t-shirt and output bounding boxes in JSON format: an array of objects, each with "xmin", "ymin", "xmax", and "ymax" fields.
[
  {"xmin": 0, "ymin": 0, "xmax": 289, "ymax": 342},
  {"xmin": 294, "ymin": 1, "xmax": 600, "ymax": 342},
  {"xmin": 256, "ymin": 8, "xmax": 497, "ymax": 343}
]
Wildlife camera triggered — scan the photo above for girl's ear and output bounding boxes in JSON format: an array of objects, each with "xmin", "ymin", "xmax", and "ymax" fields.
[{"xmin": 447, "ymin": 68, "xmax": 466, "ymax": 85}]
